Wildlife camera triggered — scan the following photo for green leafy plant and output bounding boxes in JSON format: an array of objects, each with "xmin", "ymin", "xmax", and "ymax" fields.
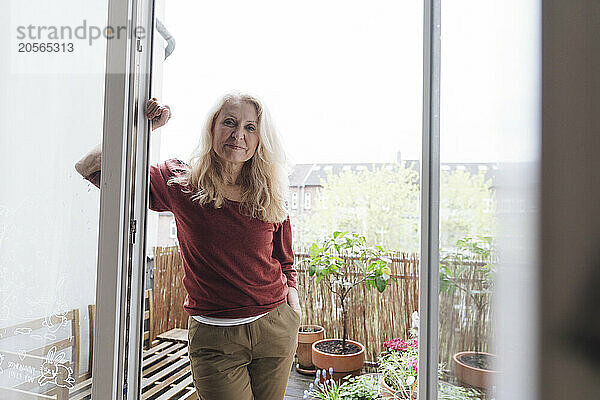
[
  {"xmin": 377, "ymin": 349, "xmax": 483, "ymax": 400},
  {"xmin": 438, "ymin": 383, "xmax": 482, "ymax": 400},
  {"xmin": 304, "ymin": 368, "xmax": 345, "ymax": 400},
  {"xmin": 304, "ymin": 231, "xmax": 395, "ymax": 350},
  {"xmin": 377, "ymin": 344, "xmax": 418, "ymax": 398},
  {"xmin": 439, "ymin": 236, "xmax": 495, "ymax": 352},
  {"xmin": 304, "ymin": 369, "xmax": 380, "ymax": 400},
  {"xmin": 338, "ymin": 374, "xmax": 380, "ymax": 400},
  {"xmin": 305, "ymin": 378, "xmax": 344, "ymax": 400},
  {"xmin": 305, "ymin": 360, "xmax": 481, "ymax": 400}
]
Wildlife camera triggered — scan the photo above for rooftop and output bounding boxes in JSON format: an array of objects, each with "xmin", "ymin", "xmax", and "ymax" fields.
[{"xmin": 289, "ymin": 161, "xmax": 498, "ymax": 187}]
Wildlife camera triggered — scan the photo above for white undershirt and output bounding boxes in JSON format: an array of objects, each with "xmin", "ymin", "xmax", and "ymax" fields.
[{"xmin": 192, "ymin": 312, "xmax": 269, "ymax": 326}]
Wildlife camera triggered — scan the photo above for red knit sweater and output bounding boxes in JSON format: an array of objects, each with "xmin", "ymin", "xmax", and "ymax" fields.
[{"xmin": 85, "ymin": 159, "xmax": 297, "ymax": 318}]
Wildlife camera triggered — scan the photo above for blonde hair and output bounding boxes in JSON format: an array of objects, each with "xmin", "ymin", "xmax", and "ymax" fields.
[{"xmin": 168, "ymin": 91, "xmax": 290, "ymax": 223}]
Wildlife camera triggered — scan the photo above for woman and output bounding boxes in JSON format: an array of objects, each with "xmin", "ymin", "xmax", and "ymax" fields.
[{"xmin": 76, "ymin": 92, "xmax": 302, "ymax": 400}]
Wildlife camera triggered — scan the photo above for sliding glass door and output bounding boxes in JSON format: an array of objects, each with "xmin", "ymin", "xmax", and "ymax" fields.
[
  {"xmin": 0, "ymin": 0, "xmax": 110, "ymax": 398},
  {"xmin": 0, "ymin": 0, "xmax": 155, "ymax": 398},
  {"xmin": 420, "ymin": 1, "xmax": 541, "ymax": 399}
]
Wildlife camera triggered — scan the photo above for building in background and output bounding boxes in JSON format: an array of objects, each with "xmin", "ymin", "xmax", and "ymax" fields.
[{"xmin": 152, "ymin": 156, "xmax": 497, "ymax": 249}]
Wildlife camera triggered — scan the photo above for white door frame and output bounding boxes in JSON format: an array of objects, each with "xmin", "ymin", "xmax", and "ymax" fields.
[
  {"xmin": 419, "ymin": 0, "xmax": 441, "ymax": 399},
  {"xmin": 123, "ymin": 0, "xmax": 156, "ymax": 396},
  {"xmin": 92, "ymin": 0, "xmax": 155, "ymax": 397}
]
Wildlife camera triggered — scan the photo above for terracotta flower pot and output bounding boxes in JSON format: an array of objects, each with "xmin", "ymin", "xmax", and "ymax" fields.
[
  {"xmin": 379, "ymin": 375, "xmax": 416, "ymax": 399},
  {"xmin": 453, "ymin": 351, "xmax": 499, "ymax": 389},
  {"xmin": 311, "ymin": 338, "xmax": 365, "ymax": 382},
  {"xmin": 296, "ymin": 325, "xmax": 325, "ymax": 375}
]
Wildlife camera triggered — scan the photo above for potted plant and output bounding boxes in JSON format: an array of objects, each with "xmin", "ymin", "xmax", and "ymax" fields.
[
  {"xmin": 377, "ymin": 335, "xmax": 483, "ymax": 400},
  {"xmin": 439, "ymin": 236, "xmax": 498, "ymax": 389},
  {"xmin": 297, "ymin": 324, "xmax": 326, "ymax": 375},
  {"xmin": 377, "ymin": 338, "xmax": 419, "ymax": 399},
  {"xmin": 338, "ymin": 373, "xmax": 381, "ymax": 400},
  {"xmin": 303, "ymin": 371, "xmax": 482, "ymax": 400},
  {"xmin": 303, "ymin": 368, "xmax": 381, "ymax": 400},
  {"xmin": 305, "ymin": 231, "xmax": 395, "ymax": 381}
]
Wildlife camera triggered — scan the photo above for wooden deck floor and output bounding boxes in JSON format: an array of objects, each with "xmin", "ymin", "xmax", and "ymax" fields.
[{"xmin": 285, "ymin": 363, "xmax": 315, "ymax": 399}]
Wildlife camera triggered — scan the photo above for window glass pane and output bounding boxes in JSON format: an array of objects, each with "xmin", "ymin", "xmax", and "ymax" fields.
[
  {"xmin": 0, "ymin": 0, "xmax": 107, "ymax": 397},
  {"xmin": 304, "ymin": 193, "xmax": 311, "ymax": 210},
  {"xmin": 146, "ymin": 0, "xmax": 423, "ymax": 398},
  {"xmin": 438, "ymin": 1, "xmax": 539, "ymax": 398}
]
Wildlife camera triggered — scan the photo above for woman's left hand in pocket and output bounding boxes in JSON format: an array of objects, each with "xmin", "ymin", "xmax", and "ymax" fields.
[{"xmin": 287, "ymin": 287, "xmax": 302, "ymax": 319}]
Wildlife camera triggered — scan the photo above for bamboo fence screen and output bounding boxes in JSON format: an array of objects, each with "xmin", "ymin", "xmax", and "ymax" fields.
[
  {"xmin": 151, "ymin": 246, "xmax": 493, "ymax": 367},
  {"xmin": 152, "ymin": 246, "xmax": 189, "ymax": 338}
]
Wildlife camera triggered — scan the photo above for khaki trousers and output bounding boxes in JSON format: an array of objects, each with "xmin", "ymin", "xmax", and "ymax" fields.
[{"xmin": 187, "ymin": 302, "xmax": 301, "ymax": 400}]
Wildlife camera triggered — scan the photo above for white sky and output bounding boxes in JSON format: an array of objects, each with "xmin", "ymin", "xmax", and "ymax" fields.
[{"xmin": 159, "ymin": 0, "xmax": 540, "ymax": 164}]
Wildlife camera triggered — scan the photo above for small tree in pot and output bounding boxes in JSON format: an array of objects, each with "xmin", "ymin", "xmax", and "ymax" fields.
[
  {"xmin": 439, "ymin": 236, "xmax": 498, "ymax": 389},
  {"xmin": 305, "ymin": 231, "xmax": 395, "ymax": 380}
]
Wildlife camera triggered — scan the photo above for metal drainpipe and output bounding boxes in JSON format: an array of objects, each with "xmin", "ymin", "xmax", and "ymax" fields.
[{"xmin": 155, "ymin": 19, "xmax": 176, "ymax": 59}]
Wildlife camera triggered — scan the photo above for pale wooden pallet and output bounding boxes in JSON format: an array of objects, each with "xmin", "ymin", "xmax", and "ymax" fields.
[
  {"xmin": 67, "ymin": 339, "xmax": 197, "ymax": 400},
  {"xmin": 0, "ymin": 309, "xmax": 80, "ymax": 400}
]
